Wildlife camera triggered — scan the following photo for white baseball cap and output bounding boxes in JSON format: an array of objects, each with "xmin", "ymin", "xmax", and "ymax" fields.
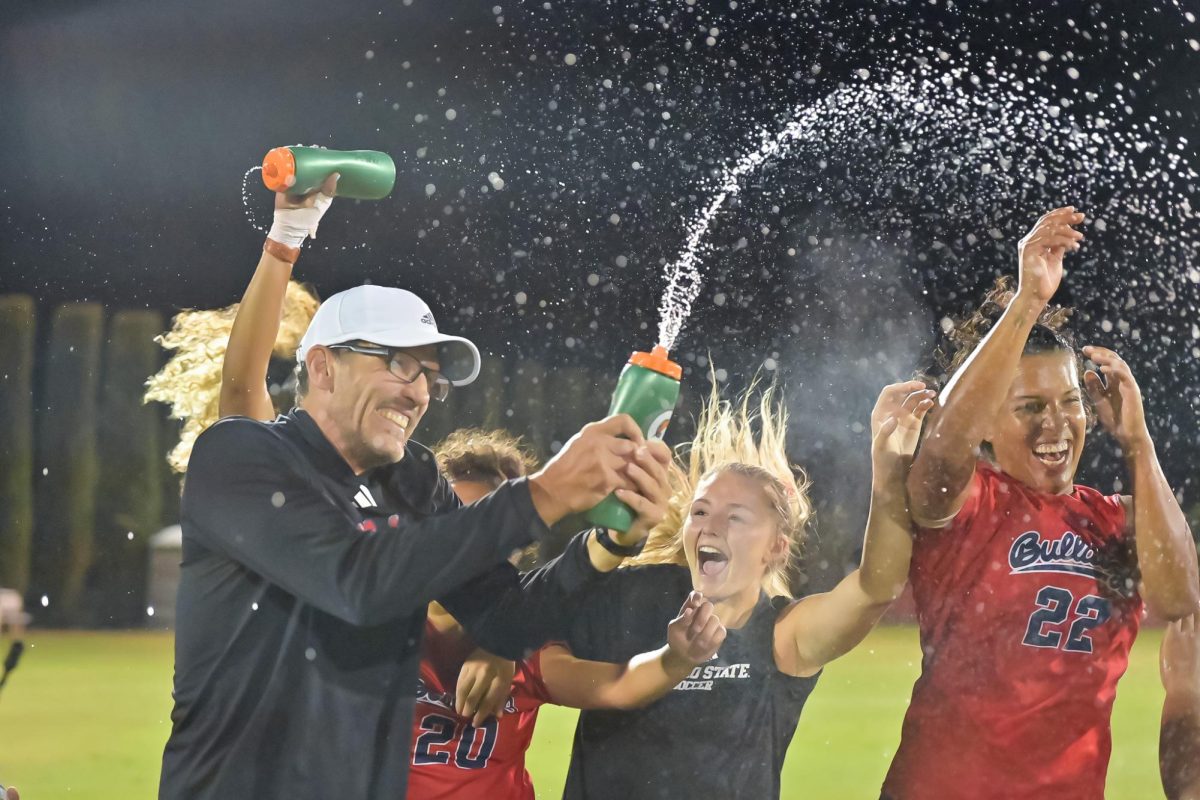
[{"xmin": 296, "ymin": 285, "xmax": 481, "ymax": 385}]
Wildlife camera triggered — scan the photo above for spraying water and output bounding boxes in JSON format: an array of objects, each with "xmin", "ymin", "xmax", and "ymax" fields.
[
  {"xmin": 656, "ymin": 111, "xmax": 832, "ymax": 352},
  {"xmin": 655, "ymin": 58, "xmax": 1200, "ymax": 357},
  {"xmin": 241, "ymin": 166, "xmax": 268, "ymax": 234}
]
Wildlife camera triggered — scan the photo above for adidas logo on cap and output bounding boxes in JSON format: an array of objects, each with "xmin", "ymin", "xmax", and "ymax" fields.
[{"xmin": 419, "ymin": 312, "xmax": 436, "ymax": 327}]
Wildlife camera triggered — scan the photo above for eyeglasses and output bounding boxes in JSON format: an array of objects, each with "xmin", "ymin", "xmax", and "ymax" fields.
[{"xmin": 326, "ymin": 343, "xmax": 452, "ymax": 402}]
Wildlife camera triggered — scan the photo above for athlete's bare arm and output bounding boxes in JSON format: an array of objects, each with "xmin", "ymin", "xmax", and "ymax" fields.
[
  {"xmin": 908, "ymin": 207, "xmax": 1084, "ymax": 526},
  {"xmin": 539, "ymin": 592, "xmax": 725, "ymax": 711},
  {"xmin": 773, "ymin": 382, "xmax": 932, "ymax": 678},
  {"xmin": 1161, "ymin": 614, "xmax": 1200, "ymax": 800},
  {"xmin": 220, "ymin": 175, "xmax": 337, "ymax": 420},
  {"xmin": 1085, "ymin": 346, "xmax": 1198, "ymax": 619}
]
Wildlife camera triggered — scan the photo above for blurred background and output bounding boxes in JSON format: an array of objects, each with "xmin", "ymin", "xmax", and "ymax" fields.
[{"xmin": 1, "ymin": 0, "xmax": 1198, "ymax": 795}]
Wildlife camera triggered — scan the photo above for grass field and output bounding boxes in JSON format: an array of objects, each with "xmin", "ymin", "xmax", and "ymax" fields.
[{"xmin": 0, "ymin": 625, "xmax": 1166, "ymax": 798}]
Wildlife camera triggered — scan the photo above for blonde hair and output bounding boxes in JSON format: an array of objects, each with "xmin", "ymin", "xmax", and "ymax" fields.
[
  {"xmin": 630, "ymin": 377, "xmax": 812, "ymax": 598},
  {"xmin": 144, "ymin": 280, "xmax": 320, "ymax": 473},
  {"xmin": 434, "ymin": 427, "xmax": 538, "ymax": 486}
]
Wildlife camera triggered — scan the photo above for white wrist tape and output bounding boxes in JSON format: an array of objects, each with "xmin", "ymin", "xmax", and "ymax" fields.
[{"xmin": 266, "ymin": 193, "xmax": 334, "ymax": 249}]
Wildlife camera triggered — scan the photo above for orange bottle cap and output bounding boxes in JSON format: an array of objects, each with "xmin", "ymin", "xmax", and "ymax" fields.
[
  {"xmin": 261, "ymin": 147, "xmax": 298, "ymax": 193},
  {"xmin": 629, "ymin": 345, "xmax": 682, "ymax": 380}
]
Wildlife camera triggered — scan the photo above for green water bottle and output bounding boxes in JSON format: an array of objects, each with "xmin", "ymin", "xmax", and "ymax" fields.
[
  {"xmin": 585, "ymin": 345, "xmax": 682, "ymax": 532},
  {"xmin": 261, "ymin": 146, "xmax": 396, "ymax": 199}
]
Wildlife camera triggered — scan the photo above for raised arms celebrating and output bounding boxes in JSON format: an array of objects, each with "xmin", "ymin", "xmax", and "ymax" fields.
[
  {"xmin": 908, "ymin": 207, "xmax": 1084, "ymax": 526},
  {"xmin": 773, "ymin": 381, "xmax": 933, "ymax": 677}
]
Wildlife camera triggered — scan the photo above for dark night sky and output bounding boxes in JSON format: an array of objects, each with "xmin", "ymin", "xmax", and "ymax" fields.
[{"xmin": 3, "ymin": 0, "xmax": 1200, "ymax": 569}]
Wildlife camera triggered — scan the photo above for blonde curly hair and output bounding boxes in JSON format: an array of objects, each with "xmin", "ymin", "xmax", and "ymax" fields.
[
  {"xmin": 144, "ymin": 280, "xmax": 320, "ymax": 473},
  {"xmin": 630, "ymin": 377, "xmax": 812, "ymax": 599}
]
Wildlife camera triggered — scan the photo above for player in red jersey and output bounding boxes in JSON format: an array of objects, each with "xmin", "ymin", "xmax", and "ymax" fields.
[
  {"xmin": 883, "ymin": 207, "xmax": 1200, "ymax": 799},
  {"xmin": 410, "ymin": 428, "xmax": 726, "ymax": 800}
]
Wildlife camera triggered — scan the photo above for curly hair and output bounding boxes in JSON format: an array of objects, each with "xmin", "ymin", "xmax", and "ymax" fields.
[
  {"xmin": 928, "ymin": 276, "xmax": 1092, "ymax": 431},
  {"xmin": 433, "ymin": 428, "xmax": 538, "ymax": 487},
  {"xmin": 935, "ymin": 275, "xmax": 1079, "ymax": 379},
  {"xmin": 434, "ymin": 428, "xmax": 541, "ymax": 569},
  {"xmin": 629, "ymin": 377, "xmax": 812, "ymax": 599},
  {"xmin": 144, "ymin": 280, "xmax": 320, "ymax": 473}
]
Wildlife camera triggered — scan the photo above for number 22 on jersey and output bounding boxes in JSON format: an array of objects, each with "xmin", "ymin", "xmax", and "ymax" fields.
[{"xmin": 1021, "ymin": 585, "xmax": 1112, "ymax": 654}]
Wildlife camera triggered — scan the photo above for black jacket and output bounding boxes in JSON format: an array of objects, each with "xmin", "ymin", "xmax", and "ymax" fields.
[{"xmin": 159, "ymin": 409, "xmax": 602, "ymax": 799}]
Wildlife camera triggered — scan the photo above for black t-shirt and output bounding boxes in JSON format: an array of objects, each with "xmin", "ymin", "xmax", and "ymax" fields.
[
  {"xmin": 160, "ymin": 410, "xmax": 602, "ymax": 800},
  {"xmin": 563, "ymin": 564, "xmax": 821, "ymax": 800}
]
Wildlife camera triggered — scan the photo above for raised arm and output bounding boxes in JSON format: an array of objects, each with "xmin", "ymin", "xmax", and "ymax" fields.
[
  {"xmin": 773, "ymin": 381, "xmax": 933, "ymax": 678},
  {"xmin": 539, "ymin": 592, "xmax": 725, "ymax": 711},
  {"xmin": 1084, "ymin": 346, "xmax": 1199, "ymax": 619},
  {"xmin": 220, "ymin": 175, "xmax": 337, "ymax": 420},
  {"xmin": 908, "ymin": 207, "xmax": 1084, "ymax": 526},
  {"xmin": 1161, "ymin": 614, "xmax": 1200, "ymax": 800},
  {"xmin": 220, "ymin": 251, "xmax": 291, "ymax": 420}
]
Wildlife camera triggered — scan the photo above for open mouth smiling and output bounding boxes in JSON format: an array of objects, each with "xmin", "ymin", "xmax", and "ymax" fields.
[
  {"xmin": 1033, "ymin": 440, "xmax": 1070, "ymax": 467},
  {"xmin": 697, "ymin": 544, "xmax": 729, "ymax": 578},
  {"xmin": 378, "ymin": 408, "xmax": 410, "ymax": 435}
]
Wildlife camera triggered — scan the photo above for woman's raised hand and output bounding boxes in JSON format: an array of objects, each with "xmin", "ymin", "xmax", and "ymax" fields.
[
  {"xmin": 1082, "ymin": 345, "xmax": 1151, "ymax": 454},
  {"xmin": 1016, "ymin": 206, "xmax": 1085, "ymax": 309},
  {"xmin": 871, "ymin": 380, "xmax": 936, "ymax": 464}
]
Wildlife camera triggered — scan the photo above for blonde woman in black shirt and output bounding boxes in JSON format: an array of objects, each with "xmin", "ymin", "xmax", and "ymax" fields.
[{"xmin": 560, "ymin": 378, "xmax": 933, "ymax": 799}]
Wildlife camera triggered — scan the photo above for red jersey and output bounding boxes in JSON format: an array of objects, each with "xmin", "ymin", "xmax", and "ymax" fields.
[
  {"xmin": 406, "ymin": 620, "xmax": 552, "ymax": 800},
  {"xmin": 883, "ymin": 462, "xmax": 1141, "ymax": 800}
]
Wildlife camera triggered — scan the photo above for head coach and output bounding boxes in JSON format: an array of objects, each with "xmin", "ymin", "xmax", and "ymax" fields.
[{"xmin": 158, "ymin": 256, "xmax": 671, "ymax": 796}]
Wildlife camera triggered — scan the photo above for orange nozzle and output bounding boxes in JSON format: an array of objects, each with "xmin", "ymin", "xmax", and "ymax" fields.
[
  {"xmin": 261, "ymin": 147, "xmax": 297, "ymax": 192},
  {"xmin": 630, "ymin": 345, "xmax": 682, "ymax": 379}
]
